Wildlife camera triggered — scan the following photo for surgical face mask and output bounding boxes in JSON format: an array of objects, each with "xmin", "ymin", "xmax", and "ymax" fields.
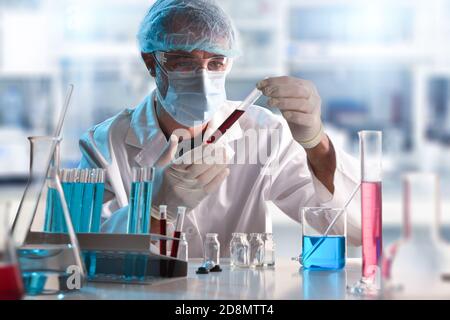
[{"xmin": 155, "ymin": 68, "xmax": 228, "ymax": 127}]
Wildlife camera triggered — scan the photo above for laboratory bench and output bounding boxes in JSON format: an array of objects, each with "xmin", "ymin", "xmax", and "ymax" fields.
[{"xmin": 25, "ymin": 258, "xmax": 450, "ymax": 300}]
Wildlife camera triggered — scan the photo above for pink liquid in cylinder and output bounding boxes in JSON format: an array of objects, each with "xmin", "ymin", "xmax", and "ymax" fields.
[{"xmin": 361, "ymin": 181, "xmax": 383, "ymax": 279}]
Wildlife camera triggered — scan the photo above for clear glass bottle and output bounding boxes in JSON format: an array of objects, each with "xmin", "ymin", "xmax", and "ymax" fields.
[
  {"xmin": 177, "ymin": 232, "xmax": 188, "ymax": 262},
  {"xmin": 12, "ymin": 136, "xmax": 85, "ymax": 295},
  {"xmin": 249, "ymin": 233, "xmax": 265, "ymax": 268},
  {"xmin": 0, "ymin": 202, "xmax": 24, "ymax": 300},
  {"xmin": 263, "ymin": 233, "xmax": 275, "ymax": 267},
  {"xmin": 204, "ymin": 233, "xmax": 220, "ymax": 266},
  {"xmin": 230, "ymin": 233, "xmax": 250, "ymax": 267}
]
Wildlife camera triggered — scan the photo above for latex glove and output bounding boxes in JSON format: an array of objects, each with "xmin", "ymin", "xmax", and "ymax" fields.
[
  {"xmin": 257, "ymin": 76, "xmax": 324, "ymax": 149},
  {"xmin": 152, "ymin": 135, "xmax": 231, "ymax": 219}
]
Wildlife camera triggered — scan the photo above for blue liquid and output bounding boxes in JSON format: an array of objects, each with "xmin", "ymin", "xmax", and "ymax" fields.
[
  {"xmin": 70, "ymin": 182, "xmax": 85, "ymax": 232},
  {"xmin": 141, "ymin": 181, "xmax": 153, "ymax": 233},
  {"xmin": 127, "ymin": 182, "xmax": 141, "ymax": 234},
  {"xmin": 61, "ymin": 182, "xmax": 73, "ymax": 232},
  {"xmin": 79, "ymin": 182, "xmax": 94, "ymax": 232},
  {"xmin": 127, "ymin": 181, "xmax": 153, "ymax": 234},
  {"xmin": 302, "ymin": 235, "xmax": 346, "ymax": 270},
  {"xmin": 91, "ymin": 182, "xmax": 105, "ymax": 233}
]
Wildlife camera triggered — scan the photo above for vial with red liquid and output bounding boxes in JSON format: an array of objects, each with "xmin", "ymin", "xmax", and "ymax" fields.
[{"xmin": 0, "ymin": 204, "xmax": 24, "ymax": 300}]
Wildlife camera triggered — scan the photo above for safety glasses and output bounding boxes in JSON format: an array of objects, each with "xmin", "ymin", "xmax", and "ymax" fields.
[{"xmin": 154, "ymin": 51, "xmax": 232, "ymax": 75}]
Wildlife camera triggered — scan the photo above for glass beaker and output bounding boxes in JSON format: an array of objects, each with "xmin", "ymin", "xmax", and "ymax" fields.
[
  {"xmin": 249, "ymin": 233, "xmax": 265, "ymax": 268},
  {"xmin": 0, "ymin": 202, "xmax": 24, "ymax": 300},
  {"xmin": 230, "ymin": 233, "xmax": 250, "ymax": 267},
  {"xmin": 348, "ymin": 130, "xmax": 383, "ymax": 296},
  {"xmin": 204, "ymin": 233, "xmax": 220, "ymax": 266},
  {"xmin": 12, "ymin": 136, "xmax": 85, "ymax": 295},
  {"xmin": 386, "ymin": 173, "xmax": 445, "ymax": 297},
  {"xmin": 300, "ymin": 207, "xmax": 346, "ymax": 270}
]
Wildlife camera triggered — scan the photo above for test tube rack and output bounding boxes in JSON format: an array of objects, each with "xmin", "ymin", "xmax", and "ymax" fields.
[{"xmin": 25, "ymin": 232, "xmax": 188, "ymax": 284}]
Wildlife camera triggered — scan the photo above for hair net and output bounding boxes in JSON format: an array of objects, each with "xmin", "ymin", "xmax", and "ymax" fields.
[{"xmin": 137, "ymin": 0, "xmax": 240, "ymax": 57}]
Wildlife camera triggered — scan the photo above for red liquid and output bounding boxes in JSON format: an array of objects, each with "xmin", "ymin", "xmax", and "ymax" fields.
[
  {"xmin": 160, "ymin": 219, "xmax": 167, "ymax": 256},
  {"xmin": 361, "ymin": 181, "xmax": 383, "ymax": 279},
  {"xmin": 206, "ymin": 109, "xmax": 245, "ymax": 144},
  {"xmin": 170, "ymin": 231, "xmax": 181, "ymax": 258},
  {"xmin": 0, "ymin": 264, "xmax": 24, "ymax": 300}
]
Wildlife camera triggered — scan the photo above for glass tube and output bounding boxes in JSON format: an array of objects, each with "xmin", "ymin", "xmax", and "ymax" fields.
[
  {"xmin": 349, "ymin": 130, "xmax": 383, "ymax": 296},
  {"xmin": 386, "ymin": 173, "xmax": 444, "ymax": 296}
]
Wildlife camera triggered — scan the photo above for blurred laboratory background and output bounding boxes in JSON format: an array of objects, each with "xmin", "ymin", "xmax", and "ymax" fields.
[{"xmin": 1, "ymin": 0, "xmax": 450, "ymax": 257}]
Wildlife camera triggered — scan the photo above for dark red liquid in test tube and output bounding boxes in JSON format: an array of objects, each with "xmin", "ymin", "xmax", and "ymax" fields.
[
  {"xmin": 206, "ymin": 109, "xmax": 245, "ymax": 144},
  {"xmin": 160, "ymin": 219, "xmax": 167, "ymax": 255},
  {"xmin": 170, "ymin": 231, "xmax": 181, "ymax": 258},
  {"xmin": 0, "ymin": 264, "xmax": 24, "ymax": 300}
]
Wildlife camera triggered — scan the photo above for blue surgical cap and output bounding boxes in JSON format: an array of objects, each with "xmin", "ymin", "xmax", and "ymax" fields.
[{"xmin": 137, "ymin": 0, "xmax": 241, "ymax": 57}]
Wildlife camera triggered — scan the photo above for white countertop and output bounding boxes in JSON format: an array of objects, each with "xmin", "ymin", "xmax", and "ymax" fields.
[{"xmin": 25, "ymin": 258, "xmax": 365, "ymax": 300}]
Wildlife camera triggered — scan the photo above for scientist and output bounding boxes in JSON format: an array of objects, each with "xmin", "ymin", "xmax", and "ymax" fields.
[{"xmin": 78, "ymin": 0, "xmax": 360, "ymax": 257}]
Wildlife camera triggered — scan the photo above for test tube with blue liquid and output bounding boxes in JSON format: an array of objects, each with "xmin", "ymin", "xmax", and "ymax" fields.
[
  {"xmin": 125, "ymin": 166, "xmax": 154, "ymax": 280},
  {"xmin": 70, "ymin": 169, "xmax": 85, "ymax": 232},
  {"xmin": 127, "ymin": 166, "xmax": 154, "ymax": 234}
]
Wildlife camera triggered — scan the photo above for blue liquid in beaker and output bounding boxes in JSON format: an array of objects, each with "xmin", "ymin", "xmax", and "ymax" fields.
[{"xmin": 302, "ymin": 235, "xmax": 345, "ymax": 270}]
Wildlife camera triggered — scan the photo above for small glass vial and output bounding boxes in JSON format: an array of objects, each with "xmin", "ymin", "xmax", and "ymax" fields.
[
  {"xmin": 230, "ymin": 233, "xmax": 250, "ymax": 267},
  {"xmin": 263, "ymin": 233, "xmax": 275, "ymax": 267},
  {"xmin": 177, "ymin": 232, "xmax": 188, "ymax": 261},
  {"xmin": 204, "ymin": 233, "xmax": 220, "ymax": 265},
  {"xmin": 249, "ymin": 233, "xmax": 265, "ymax": 268}
]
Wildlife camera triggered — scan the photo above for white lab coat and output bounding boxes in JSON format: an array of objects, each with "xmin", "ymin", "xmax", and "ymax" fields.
[{"xmin": 78, "ymin": 92, "xmax": 361, "ymax": 258}]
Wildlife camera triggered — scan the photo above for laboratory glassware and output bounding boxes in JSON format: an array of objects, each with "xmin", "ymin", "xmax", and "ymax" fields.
[
  {"xmin": 159, "ymin": 205, "xmax": 167, "ymax": 255},
  {"xmin": 12, "ymin": 136, "xmax": 85, "ymax": 295},
  {"xmin": 177, "ymin": 232, "xmax": 188, "ymax": 261},
  {"xmin": 249, "ymin": 233, "xmax": 265, "ymax": 268},
  {"xmin": 263, "ymin": 233, "xmax": 275, "ymax": 267},
  {"xmin": 57, "ymin": 168, "xmax": 105, "ymax": 233},
  {"xmin": 300, "ymin": 207, "xmax": 346, "ymax": 270},
  {"xmin": 386, "ymin": 173, "xmax": 444, "ymax": 297},
  {"xmin": 230, "ymin": 232, "xmax": 250, "ymax": 267},
  {"xmin": 204, "ymin": 233, "xmax": 220, "ymax": 266},
  {"xmin": 0, "ymin": 202, "xmax": 24, "ymax": 300},
  {"xmin": 127, "ymin": 167, "xmax": 154, "ymax": 234},
  {"xmin": 206, "ymin": 88, "xmax": 262, "ymax": 144},
  {"xmin": 170, "ymin": 206, "xmax": 186, "ymax": 258},
  {"xmin": 348, "ymin": 130, "xmax": 383, "ymax": 296}
]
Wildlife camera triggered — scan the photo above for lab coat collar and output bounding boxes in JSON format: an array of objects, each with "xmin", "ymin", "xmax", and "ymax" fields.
[{"xmin": 125, "ymin": 90, "xmax": 243, "ymax": 166}]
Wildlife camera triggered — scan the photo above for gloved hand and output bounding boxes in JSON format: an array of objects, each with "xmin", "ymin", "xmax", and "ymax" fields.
[
  {"xmin": 152, "ymin": 134, "xmax": 231, "ymax": 219},
  {"xmin": 257, "ymin": 76, "xmax": 324, "ymax": 149}
]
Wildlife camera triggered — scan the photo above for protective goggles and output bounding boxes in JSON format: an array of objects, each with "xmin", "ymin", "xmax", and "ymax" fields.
[{"xmin": 153, "ymin": 51, "xmax": 232, "ymax": 75}]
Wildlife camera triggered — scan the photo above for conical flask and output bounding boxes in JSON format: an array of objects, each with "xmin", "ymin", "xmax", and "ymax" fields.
[
  {"xmin": 0, "ymin": 202, "xmax": 24, "ymax": 300},
  {"xmin": 12, "ymin": 136, "xmax": 85, "ymax": 295},
  {"xmin": 387, "ymin": 173, "xmax": 445, "ymax": 297}
]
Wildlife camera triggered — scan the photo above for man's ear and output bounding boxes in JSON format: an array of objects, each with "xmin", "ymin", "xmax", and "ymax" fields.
[{"xmin": 141, "ymin": 52, "xmax": 156, "ymax": 77}]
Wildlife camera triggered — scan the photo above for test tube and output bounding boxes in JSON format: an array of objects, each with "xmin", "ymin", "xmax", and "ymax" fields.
[
  {"xmin": 79, "ymin": 169, "xmax": 95, "ymax": 232},
  {"xmin": 170, "ymin": 206, "xmax": 186, "ymax": 258},
  {"xmin": 61, "ymin": 169, "xmax": 74, "ymax": 233},
  {"xmin": 70, "ymin": 169, "xmax": 85, "ymax": 232},
  {"xmin": 359, "ymin": 131, "xmax": 383, "ymax": 283},
  {"xmin": 206, "ymin": 88, "xmax": 262, "ymax": 144},
  {"xmin": 141, "ymin": 167, "xmax": 154, "ymax": 234},
  {"xmin": 159, "ymin": 205, "xmax": 167, "ymax": 255},
  {"xmin": 127, "ymin": 167, "xmax": 154, "ymax": 234},
  {"xmin": 90, "ymin": 169, "xmax": 105, "ymax": 233}
]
